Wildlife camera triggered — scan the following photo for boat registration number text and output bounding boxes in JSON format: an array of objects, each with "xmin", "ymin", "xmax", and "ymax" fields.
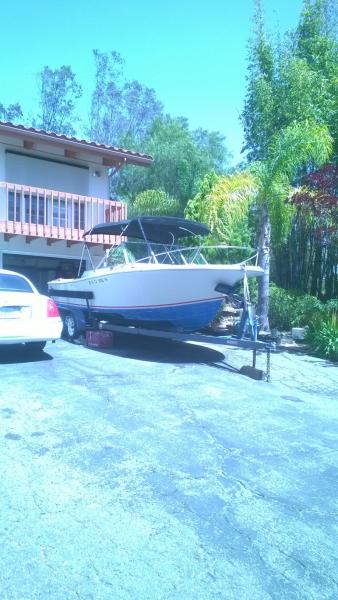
[{"xmin": 88, "ymin": 277, "xmax": 108, "ymax": 285}]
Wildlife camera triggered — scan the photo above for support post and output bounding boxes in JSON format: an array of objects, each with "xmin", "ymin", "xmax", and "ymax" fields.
[
  {"xmin": 266, "ymin": 346, "xmax": 271, "ymax": 383},
  {"xmin": 252, "ymin": 349, "xmax": 257, "ymax": 369}
]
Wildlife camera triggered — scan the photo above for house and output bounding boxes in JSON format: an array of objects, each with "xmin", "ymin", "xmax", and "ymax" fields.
[{"xmin": 0, "ymin": 121, "xmax": 152, "ymax": 292}]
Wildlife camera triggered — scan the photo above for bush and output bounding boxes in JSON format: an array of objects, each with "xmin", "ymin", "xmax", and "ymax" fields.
[
  {"xmin": 268, "ymin": 284, "xmax": 323, "ymax": 330},
  {"xmin": 323, "ymin": 299, "xmax": 338, "ymax": 316},
  {"xmin": 305, "ymin": 313, "xmax": 338, "ymax": 362},
  {"xmin": 291, "ymin": 294, "xmax": 324, "ymax": 327},
  {"xmin": 130, "ymin": 189, "xmax": 180, "ymax": 217},
  {"xmin": 268, "ymin": 286, "xmax": 295, "ymax": 330}
]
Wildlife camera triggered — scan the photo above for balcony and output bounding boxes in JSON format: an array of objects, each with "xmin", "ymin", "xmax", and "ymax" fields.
[{"xmin": 0, "ymin": 181, "xmax": 127, "ymax": 246}]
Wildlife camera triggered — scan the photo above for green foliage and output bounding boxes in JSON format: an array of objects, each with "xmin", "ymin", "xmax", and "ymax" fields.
[
  {"xmin": 295, "ymin": 0, "xmax": 338, "ymax": 77},
  {"xmin": 268, "ymin": 284, "xmax": 323, "ymax": 330},
  {"xmin": 264, "ymin": 121, "xmax": 332, "ymax": 185},
  {"xmin": 306, "ymin": 312, "xmax": 338, "ymax": 361},
  {"xmin": 291, "ymin": 293, "xmax": 324, "ymax": 326},
  {"xmin": 192, "ymin": 129, "xmax": 231, "ymax": 172},
  {"xmin": 291, "ymin": 0, "xmax": 338, "ymax": 156},
  {"xmin": 254, "ymin": 121, "xmax": 332, "ymax": 245},
  {"xmin": 241, "ymin": 0, "xmax": 276, "ymax": 161},
  {"xmin": 118, "ymin": 117, "xmax": 230, "ymax": 210},
  {"xmin": 276, "ymin": 57, "xmax": 334, "ymax": 128},
  {"xmin": 241, "ymin": 0, "xmax": 336, "ymax": 327},
  {"xmin": 268, "ymin": 286, "xmax": 292, "ymax": 330},
  {"xmin": 185, "ymin": 170, "xmax": 257, "ymax": 247},
  {"xmin": 324, "ymin": 299, "xmax": 338, "ymax": 315},
  {"xmin": 144, "ymin": 118, "xmax": 210, "ymax": 208},
  {"xmin": 242, "ymin": 0, "xmax": 338, "ymax": 162},
  {"xmin": 184, "ymin": 171, "xmax": 219, "ymax": 223},
  {"xmin": 34, "ymin": 66, "xmax": 82, "ymax": 135},
  {"xmin": 130, "ymin": 189, "xmax": 180, "ymax": 217},
  {"xmin": 86, "ymin": 51, "xmax": 230, "ymax": 208}
]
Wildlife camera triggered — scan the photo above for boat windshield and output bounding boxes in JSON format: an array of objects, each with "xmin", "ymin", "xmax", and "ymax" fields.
[{"xmin": 100, "ymin": 241, "xmax": 257, "ymax": 268}]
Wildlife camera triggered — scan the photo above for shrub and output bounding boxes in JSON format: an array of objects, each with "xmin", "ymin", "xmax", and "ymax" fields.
[
  {"xmin": 131, "ymin": 189, "xmax": 180, "ymax": 217},
  {"xmin": 324, "ymin": 299, "xmax": 338, "ymax": 316},
  {"xmin": 291, "ymin": 294, "xmax": 323, "ymax": 327},
  {"xmin": 305, "ymin": 313, "xmax": 338, "ymax": 362},
  {"xmin": 268, "ymin": 285, "xmax": 295, "ymax": 330},
  {"xmin": 268, "ymin": 284, "xmax": 323, "ymax": 330}
]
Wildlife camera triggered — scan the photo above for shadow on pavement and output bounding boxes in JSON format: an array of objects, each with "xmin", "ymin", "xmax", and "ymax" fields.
[
  {"xmin": 0, "ymin": 345, "xmax": 53, "ymax": 364},
  {"xmin": 81, "ymin": 333, "xmax": 229, "ymax": 367}
]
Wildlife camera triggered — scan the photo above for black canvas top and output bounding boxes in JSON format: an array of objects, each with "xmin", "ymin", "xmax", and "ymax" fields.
[{"xmin": 84, "ymin": 216, "xmax": 210, "ymax": 244}]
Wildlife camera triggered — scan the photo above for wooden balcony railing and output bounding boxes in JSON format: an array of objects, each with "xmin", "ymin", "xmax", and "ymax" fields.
[{"xmin": 0, "ymin": 181, "xmax": 127, "ymax": 245}]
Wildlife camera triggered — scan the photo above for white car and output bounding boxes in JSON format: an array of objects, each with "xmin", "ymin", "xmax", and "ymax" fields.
[{"xmin": 0, "ymin": 269, "xmax": 63, "ymax": 351}]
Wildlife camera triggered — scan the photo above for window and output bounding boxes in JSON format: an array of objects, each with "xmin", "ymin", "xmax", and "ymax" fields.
[
  {"xmin": 0, "ymin": 273, "xmax": 34, "ymax": 293},
  {"xmin": 7, "ymin": 191, "xmax": 86, "ymax": 230},
  {"xmin": 8, "ymin": 192, "xmax": 45, "ymax": 224},
  {"xmin": 25, "ymin": 194, "xmax": 45, "ymax": 225},
  {"xmin": 52, "ymin": 198, "xmax": 66, "ymax": 227},
  {"xmin": 7, "ymin": 192, "xmax": 21, "ymax": 222},
  {"xmin": 73, "ymin": 202, "xmax": 85, "ymax": 229}
]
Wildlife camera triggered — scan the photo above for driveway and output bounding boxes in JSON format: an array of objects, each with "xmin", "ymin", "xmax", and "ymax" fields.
[{"xmin": 0, "ymin": 336, "xmax": 337, "ymax": 599}]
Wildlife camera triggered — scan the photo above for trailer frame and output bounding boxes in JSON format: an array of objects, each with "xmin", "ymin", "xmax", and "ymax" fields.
[{"xmin": 97, "ymin": 321, "xmax": 275, "ymax": 382}]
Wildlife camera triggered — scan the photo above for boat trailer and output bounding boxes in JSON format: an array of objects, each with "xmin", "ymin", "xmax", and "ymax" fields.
[
  {"xmin": 53, "ymin": 272, "xmax": 274, "ymax": 381},
  {"xmin": 94, "ymin": 321, "xmax": 275, "ymax": 382}
]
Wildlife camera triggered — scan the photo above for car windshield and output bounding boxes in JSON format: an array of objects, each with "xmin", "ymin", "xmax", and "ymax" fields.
[{"xmin": 0, "ymin": 274, "xmax": 34, "ymax": 293}]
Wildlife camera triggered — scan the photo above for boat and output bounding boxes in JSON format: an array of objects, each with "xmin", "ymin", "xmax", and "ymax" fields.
[{"xmin": 48, "ymin": 216, "xmax": 263, "ymax": 337}]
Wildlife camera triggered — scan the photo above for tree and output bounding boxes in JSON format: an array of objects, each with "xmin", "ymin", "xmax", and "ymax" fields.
[
  {"xmin": 192, "ymin": 129, "xmax": 231, "ymax": 172},
  {"xmin": 0, "ymin": 103, "xmax": 23, "ymax": 122},
  {"xmin": 130, "ymin": 190, "xmax": 180, "ymax": 217},
  {"xmin": 88, "ymin": 50, "xmax": 124, "ymax": 145},
  {"xmin": 241, "ymin": 0, "xmax": 337, "ymax": 327},
  {"xmin": 254, "ymin": 121, "xmax": 332, "ymax": 327},
  {"xmin": 241, "ymin": 0, "xmax": 276, "ymax": 162},
  {"xmin": 275, "ymin": 164, "xmax": 338, "ymax": 298},
  {"xmin": 292, "ymin": 0, "xmax": 338, "ymax": 156},
  {"xmin": 185, "ymin": 170, "xmax": 256, "ymax": 249},
  {"xmin": 121, "ymin": 80, "xmax": 164, "ymax": 145},
  {"xmin": 34, "ymin": 66, "xmax": 82, "ymax": 135},
  {"xmin": 118, "ymin": 117, "xmax": 230, "ymax": 210},
  {"xmin": 87, "ymin": 50, "xmax": 230, "ymax": 207},
  {"xmin": 88, "ymin": 50, "xmax": 163, "ymax": 146},
  {"xmin": 242, "ymin": 0, "xmax": 338, "ymax": 162}
]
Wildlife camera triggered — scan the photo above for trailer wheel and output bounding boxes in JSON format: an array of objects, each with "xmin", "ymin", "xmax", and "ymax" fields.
[{"xmin": 63, "ymin": 312, "xmax": 78, "ymax": 341}]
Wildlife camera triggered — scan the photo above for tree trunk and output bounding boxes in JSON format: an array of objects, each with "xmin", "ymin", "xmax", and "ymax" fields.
[{"xmin": 257, "ymin": 203, "xmax": 271, "ymax": 331}]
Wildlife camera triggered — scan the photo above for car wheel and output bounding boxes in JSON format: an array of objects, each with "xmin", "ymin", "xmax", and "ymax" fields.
[
  {"xmin": 26, "ymin": 341, "xmax": 46, "ymax": 352},
  {"xmin": 63, "ymin": 312, "xmax": 78, "ymax": 341}
]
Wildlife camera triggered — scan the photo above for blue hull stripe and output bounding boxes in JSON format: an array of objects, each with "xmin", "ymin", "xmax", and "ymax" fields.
[{"xmin": 56, "ymin": 298, "xmax": 223, "ymax": 332}]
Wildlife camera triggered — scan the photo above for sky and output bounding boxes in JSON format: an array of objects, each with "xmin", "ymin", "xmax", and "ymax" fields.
[{"xmin": 1, "ymin": 0, "xmax": 304, "ymax": 164}]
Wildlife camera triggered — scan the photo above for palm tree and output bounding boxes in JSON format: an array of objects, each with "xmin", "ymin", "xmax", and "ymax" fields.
[
  {"xmin": 185, "ymin": 170, "xmax": 257, "ymax": 246},
  {"xmin": 254, "ymin": 121, "xmax": 332, "ymax": 329}
]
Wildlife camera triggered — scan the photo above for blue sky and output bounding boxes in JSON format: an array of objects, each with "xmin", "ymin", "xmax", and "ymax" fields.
[{"xmin": 1, "ymin": 0, "xmax": 303, "ymax": 164}]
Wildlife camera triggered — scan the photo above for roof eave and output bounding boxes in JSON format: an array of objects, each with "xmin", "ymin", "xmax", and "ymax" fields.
[{"xmin": 0, "ymin": 122, "xmax": 153, "ymax": 167}]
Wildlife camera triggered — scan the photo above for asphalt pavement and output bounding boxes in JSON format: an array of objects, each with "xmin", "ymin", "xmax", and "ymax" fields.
[{"xmin": 0, "ymin": 336, "xmax": 338, "ymax": 600}]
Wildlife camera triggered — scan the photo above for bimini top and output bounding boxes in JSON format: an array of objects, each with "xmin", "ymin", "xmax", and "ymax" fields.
[{"xmin": 85, "ymin": 216, "xmax": 210, "ymax": 244}]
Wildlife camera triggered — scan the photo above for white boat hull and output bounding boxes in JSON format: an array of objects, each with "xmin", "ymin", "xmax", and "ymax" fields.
[{"xmin": 48, "ymin": 263, "xmax": 262, "ymax": 332}]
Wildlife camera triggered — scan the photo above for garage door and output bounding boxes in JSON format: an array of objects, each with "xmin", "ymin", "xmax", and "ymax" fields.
[{"xmin": 3, "ymin": 254, "xmax": 82, "ymax": 294}]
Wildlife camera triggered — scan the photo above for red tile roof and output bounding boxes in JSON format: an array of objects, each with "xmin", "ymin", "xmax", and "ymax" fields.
[{"xmin": 0, "ymin": 121, "xmax": 153, "ymax": 166}]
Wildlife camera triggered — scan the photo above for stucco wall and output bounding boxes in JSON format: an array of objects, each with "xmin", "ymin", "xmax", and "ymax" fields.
[
  {"xmin": 5, "ymin": 152, "xmax": 89, "ymax": 194},
  {"xmin": 0, "ymin": 133, "xmax": 110, "ymax": 199}
]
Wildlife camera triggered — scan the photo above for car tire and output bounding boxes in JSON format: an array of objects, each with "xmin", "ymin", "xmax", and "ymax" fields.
[
  {"xmin": 63, "ymin": 312, "xmax": 78, "ymax": 341},
  {"xmin": 26, "ymin": 341, "xmax": 46, "ymax": 352}
]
